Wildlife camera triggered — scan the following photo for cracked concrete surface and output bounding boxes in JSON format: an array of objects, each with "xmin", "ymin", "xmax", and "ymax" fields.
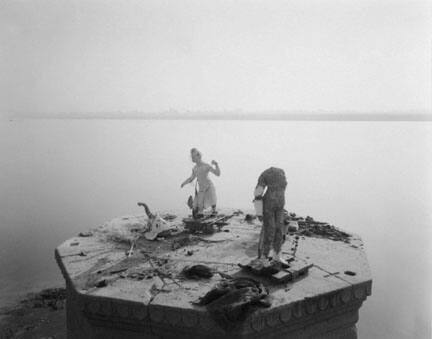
[{"xmin": 55, "ymin": 209, "xmax": 372, "ymax": 338}]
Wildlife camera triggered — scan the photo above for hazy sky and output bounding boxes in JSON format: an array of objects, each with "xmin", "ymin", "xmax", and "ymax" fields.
[{"xmin": 1, "ymin": 0, "xmax": 431, "ymax": 115}]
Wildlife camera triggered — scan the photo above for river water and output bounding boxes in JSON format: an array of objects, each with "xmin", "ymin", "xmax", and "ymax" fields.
[{"xmin": 0, "ymin": 119, "xmax": 431, "ymax": 338}]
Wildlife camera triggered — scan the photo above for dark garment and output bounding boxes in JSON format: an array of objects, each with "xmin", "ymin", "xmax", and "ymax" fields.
[
  {"xmin": 195, "ymin": 277, "xmax": 270, "ymax": 330},
  {"xmin": 257, "ymin": 167, "xmax": 287, "ymax": 197},
  {"xmin": 256, "ymin": 167, "xmax": 287, "ymax": 257}
]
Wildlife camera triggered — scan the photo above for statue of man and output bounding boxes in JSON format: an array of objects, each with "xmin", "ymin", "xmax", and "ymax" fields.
[{"xmin": 254, "ymin": 167, "xmax": 288, "ymax": 264}]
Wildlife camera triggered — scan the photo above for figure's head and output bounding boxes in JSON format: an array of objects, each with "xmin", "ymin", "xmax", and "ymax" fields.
[{"xmin": 190, "ymin": 148, "xmax": 202, "ymax": 163}]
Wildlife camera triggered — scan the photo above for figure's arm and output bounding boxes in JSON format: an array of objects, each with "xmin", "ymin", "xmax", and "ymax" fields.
[
  {"xmin": 209, "ymin": 160, "xmax": 221, "ymax": 176},
  {"xmin": 181, "ymin": 170, "xmax": 197, "ymax": 188},
  {"xmin": 254, "ymin": 172, "xmax": 266, "ymax": 200},
  {"xmin": 254, "ymin": 185, "xmax": 265, "ymax": 200}
]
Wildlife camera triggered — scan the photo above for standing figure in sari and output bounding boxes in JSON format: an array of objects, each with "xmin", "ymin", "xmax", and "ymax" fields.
[{"xmin": 181, "ymin": 148, "xmax": 220, "ymax": 217}]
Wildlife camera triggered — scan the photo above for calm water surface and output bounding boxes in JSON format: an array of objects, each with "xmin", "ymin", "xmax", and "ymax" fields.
[{"xmin": 0, "ymin": 119, "xmax": 431, "ymax": 338}]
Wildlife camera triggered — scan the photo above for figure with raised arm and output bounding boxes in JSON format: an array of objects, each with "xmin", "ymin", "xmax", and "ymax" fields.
[{"xmin": 181, "ymin": 148, "xmax": 220, "ymax": 217}]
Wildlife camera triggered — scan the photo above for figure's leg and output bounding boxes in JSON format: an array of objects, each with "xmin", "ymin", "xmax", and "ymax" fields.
[
  {"xmin": 210, "ymin": 185, "xmax": 217, "ymax": 212},
  {"xmin": 273, "ymin": 208, "xmax": 287, "ymax": 264},
  {"xmin": 257, "ymin": 225, "xmax": 264, "ymax": 258},
  {"xmin": 273, "ymin": 208, "xmax": 286, "ymax": 253},
  {"xmin": 205, "ymin": 185, "xmax": 217, "ymax": 214},
  {"xmin": 194, "ymin": 191, "xmax": 205, "ymax": 218},
  {"xmin": 200, "ymin": 192, "xmax": 206, "ymax": 211},
  {"xmin": 261, "ymin": 203, "xmax": 276, "ymax": 258}
]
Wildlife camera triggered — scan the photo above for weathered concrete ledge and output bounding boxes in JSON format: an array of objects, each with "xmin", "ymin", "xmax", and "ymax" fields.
[{"xmin": 55, "ymin": 210, "xmax": 372, "ymax": 338}]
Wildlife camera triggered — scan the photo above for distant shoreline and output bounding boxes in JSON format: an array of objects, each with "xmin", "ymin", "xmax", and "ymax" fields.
[{"xmin": 3, "ymin": 112, "xmax": 432, "ymax": 121}]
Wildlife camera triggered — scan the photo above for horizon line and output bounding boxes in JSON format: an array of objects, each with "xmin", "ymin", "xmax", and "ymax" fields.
[{"xmin": 3, "ymin": 111, "xmax": 432, "ymax": 121}]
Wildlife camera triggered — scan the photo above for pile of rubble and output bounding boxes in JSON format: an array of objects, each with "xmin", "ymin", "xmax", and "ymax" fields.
[
  {"xmin": 194, "ymin": 277, "xmax": 270, "ymax": 330},
  {"xmin": 285, "ymin": 213, "xmax": 351, "ymax": 243}
]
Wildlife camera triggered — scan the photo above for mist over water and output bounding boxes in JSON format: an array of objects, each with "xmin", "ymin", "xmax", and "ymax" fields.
[{"xmin": 0, "ymin": 119, "xmax": 431, "ymax": 338}]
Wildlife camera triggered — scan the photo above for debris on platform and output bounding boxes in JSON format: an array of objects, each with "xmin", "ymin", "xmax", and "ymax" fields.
[
  {"xmin": 137, "ymin": 202, "xmax": 181, "ymax": 240},
  {"xmin": 98, "ymin": 216, "xmax": 145, "ymax": 244},
  {"xmin": 238, "ymin": 258, "xmax": 282, "ymax": 276},
  {"xmin": 78, "ymin": 231, "xmax": 93, "ymax": 237},
  {"xmin": 195, "ymin": 277, "xmax": 271, "ymax": 330},
  {"xmin": 291, "ymin": 235, "xmax": 300, "ymax": 258},
  {"xmin": 239, "ymin": 257, "xmax": 312, "ymax": 284},
  {"xmin": 244, "ymin": 214, "xmax": 256, "ymax": 223},
  {"xmin": 183, "ymin": 213, "xmax": 234, "ymax": 234},
  {"xmin": 284, "ymin": 211, "xmax": 351, "ymax": 242},
  {"xmin": 181, "ymin": 264, "xmax": 214, "ymax": 280},
  {"xmin": 54, "ymin": 207, "xmax": 372, "ymax": 338}
]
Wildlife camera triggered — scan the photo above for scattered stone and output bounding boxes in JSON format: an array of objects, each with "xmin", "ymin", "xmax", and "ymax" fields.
[
  {"xmin": 244, "ymin": 214, "xmax": 256, "ymax": 222},
  {"xmin": 287, "ymin": 221, "xmax": 299, "ymax": 232},
  {"xmin": 289, "ymin": 235, "xmax": 300, "ymax": 258},
  {"xmin": 78, "ymin": 231, "xmax": 93, "ymax": 237},
  {"xmin": 95, "ymin": 279, "xmax": 108, "ymax": 288}
]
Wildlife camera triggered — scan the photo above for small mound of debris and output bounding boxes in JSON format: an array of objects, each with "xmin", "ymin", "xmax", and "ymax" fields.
[
  {"xmin": 98, "ymin": 216, "xmax": 146, "ymax": 245},
  {"xmin": 181, "ymin": 264, "xmax": 214, "ymax": 280},
  {"xmin": 284, "ymin": 213, "xmax": 351, "ymax": 242},
  {"xmin": 195, "ymin": 277, "xmax": 270, "ymax": 330},
  {"xmin": 238, "ymin": 258, "xmax": 282, "ymax": 277},
  {"xmin": 183, "ymin": 214, "xmax": 234, "ymax": 234}
]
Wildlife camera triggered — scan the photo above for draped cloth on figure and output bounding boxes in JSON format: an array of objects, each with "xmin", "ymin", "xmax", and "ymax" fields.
[
  {"xmin": 256, "ymin": 167, "xmax": 287, "ymax": 258},
  {"xmin": 193, "ymin": 163, "xmax": 217, "ymax": 211}
]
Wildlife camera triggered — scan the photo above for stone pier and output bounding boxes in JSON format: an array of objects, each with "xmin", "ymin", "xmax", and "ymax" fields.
[{"xmin": 55, "ymin": 211, "xmax": 372, "ymax": 338}]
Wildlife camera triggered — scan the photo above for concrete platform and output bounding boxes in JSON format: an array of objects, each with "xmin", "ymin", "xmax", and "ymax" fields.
[{"xmin": 55, "ymin": 211, "xmax": 372, "ymax": 338}]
